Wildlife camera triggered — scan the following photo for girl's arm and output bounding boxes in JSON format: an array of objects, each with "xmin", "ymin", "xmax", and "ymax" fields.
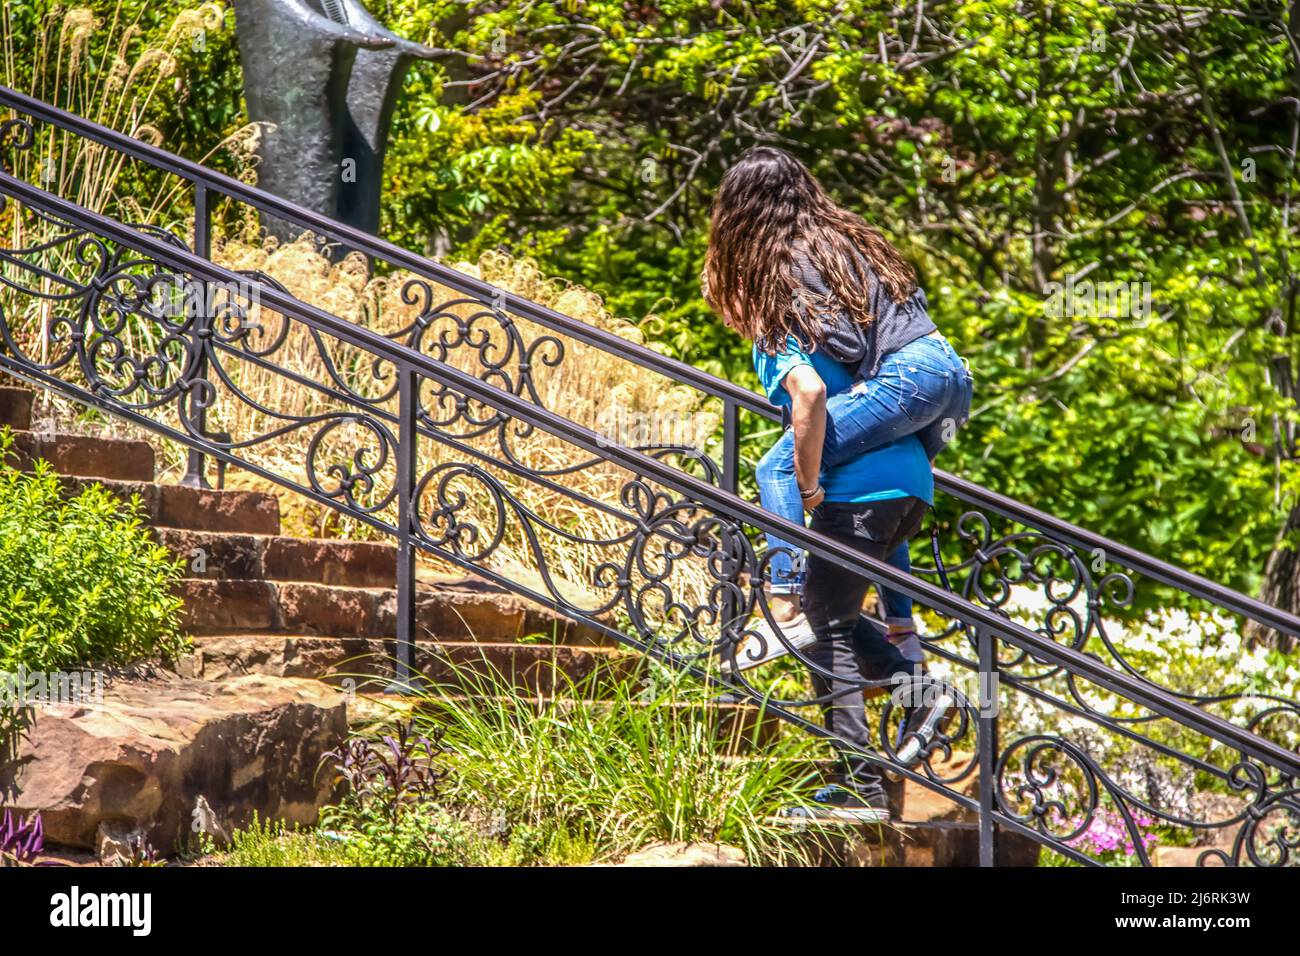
[{"xmin": 783, "ymin": 364, "xmax": 827, "ymax": 509}]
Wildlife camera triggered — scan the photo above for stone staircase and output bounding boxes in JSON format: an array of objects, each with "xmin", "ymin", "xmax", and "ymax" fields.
[
  {"xmin": 0, "ymin": 380, "xmax": 639, "ymax": 698},
  {"xmin": 1, "ymin": 377, "xmax": 1046, "ymax": 866}
]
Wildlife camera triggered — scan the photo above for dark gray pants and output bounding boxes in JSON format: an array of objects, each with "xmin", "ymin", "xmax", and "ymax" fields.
[{"xmin": 802, "ymin": 496, "xmax": 929, "ymax": 798}]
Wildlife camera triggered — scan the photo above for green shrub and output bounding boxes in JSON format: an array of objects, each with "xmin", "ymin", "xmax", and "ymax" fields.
[
  {"xmin": 308, "ymin": 720, "xmax": 483, "ymax": 866},
  {"xmin": 318, "ymin": 798, "xmax": 487, "ymax": 867},
  {"xmin": 419, "ymin": 658, "xmax": 823, "ymax": 865},
  {"xmin": 0, "ymin": 430, "xmax": 187, "ymax": 674},
  {"xmin": 221, "ymin": 807, "xmax": 531, "ymax": 868},
  {"xmin": 218, "ymin": 815, "xmax": 345, "ymax": 868}
]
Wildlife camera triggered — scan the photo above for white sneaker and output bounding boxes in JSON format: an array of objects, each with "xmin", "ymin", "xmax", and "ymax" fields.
[
  {"xmin": 895, "ymin": 690, "xmax": 956, "ymax": 766},
  {"xmin": 723, "ymin": 613, "xmax": 817, "ymax": 674}
]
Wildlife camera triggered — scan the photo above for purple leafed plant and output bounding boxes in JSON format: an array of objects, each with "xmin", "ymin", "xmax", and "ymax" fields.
[
  {"xmin": 322, "ymin": 721, "xmax": 445, "ymax": 825},
  {"xmin": 0, "ymin": 808, "xmax": 44, "ymax": 863}
]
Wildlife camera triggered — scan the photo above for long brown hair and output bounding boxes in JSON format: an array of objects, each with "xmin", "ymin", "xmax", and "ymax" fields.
[{"xmin": 703, "ymin": 146, "xmax": 917, "ymax": 353}]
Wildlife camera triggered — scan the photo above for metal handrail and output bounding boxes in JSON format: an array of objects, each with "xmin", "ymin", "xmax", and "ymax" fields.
[
  {"xmin": 2, "ymin": 83, "xmax": 1300, "ymax": 642},
  {"xmin": 4, "ymin": 169, "xmax": 1297, "ymax": 784},
  {"xmin": 2, "ymin": 83, "xmax": 1295, "ymax": 639}
]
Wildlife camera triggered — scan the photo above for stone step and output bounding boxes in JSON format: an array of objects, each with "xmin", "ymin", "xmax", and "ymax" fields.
[
  {"xmin": 0, "ymin": 672, "xmax": 347, "ymax": 855},
  {"xmin": 179, "ymin": 578, "xmax": 607, "ymax": 645},
  {"xmin": 408, "ymin": 580, "xmax": 611, "ymax": 646},
  {"xmin": 725, "ymin": 758, "xmax": 998, "ymax": 825},
  {"xmin": 181, "ymin": 580, "xmax": 386, "ymax": 636},
  {"xmin": 8, "ymin": 430, "xmax": 154, "ymax": 481},
  {"xmin": 156, "ymin": 528, "xmax": 397, "ymax": 587},
  {"xmin": 57, "ymin": 476, "xmax": 281, "ymax": 535},
  {"xmin": 781, "ymin": 816, "xmax": 1042, "ymax": 867},
  {"xmin": 755, "ymin": 749, "xmax": 1042, "ymax": 865},
  {"xmin": 179, "ymin": 633, "xmax": 641, "ymax": 696},
  {"xmin": 0, "ymin": 385, "xmax": 33, "ymax": 430},
  {"xmin": 1150, "ymin": 844, "xmax": 1235, "ymax": 866}
]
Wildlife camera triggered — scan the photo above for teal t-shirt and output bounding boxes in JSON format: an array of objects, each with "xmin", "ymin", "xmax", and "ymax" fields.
[{"xmin": 753, "ymin": 336, "xmax": 934, "ymax": 505}]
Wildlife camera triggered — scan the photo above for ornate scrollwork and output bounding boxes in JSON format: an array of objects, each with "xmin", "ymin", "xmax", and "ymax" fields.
[
  {"xmin": 997, "ymin": 735, "xmax": 1104, "ymax": 845},
  {"xmin": 394, "ymin": 279, "xmax": 562, "ymax": 451},
  {"xmin": 0, "ymin": 117, "xmax": 35, "ymax": 166},
  {"xmin": 305, "ymin": 413, "xmax": 398, "ymax": 515},
  {"xmin": 915, "ymin": 509, "xmax": 1300, "ymax": 737},
  {"xmin": 0, "ymin": 117, "xmax": 35, "ymax": 213},
  {"xmin": 2, "ymin": 175, "xmax": 1298, "ymax": 868},
  {"xmin": 395, "ymin": 279, "xmax": 564, "ymax": 404},
  {"xmin": 1197, "ymin": 789, "xmax": 1300, "ymax": 867}
]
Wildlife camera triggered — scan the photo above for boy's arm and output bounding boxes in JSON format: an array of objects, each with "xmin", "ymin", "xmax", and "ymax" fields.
[{"xmin": 783, "ymin": 364, "xmax": 827, "ymax": 510}]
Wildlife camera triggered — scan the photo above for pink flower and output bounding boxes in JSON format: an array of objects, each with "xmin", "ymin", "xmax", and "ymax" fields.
[{"xmin": 1066, "ymin": 808, "xmax": 1158, "ymax": 858}]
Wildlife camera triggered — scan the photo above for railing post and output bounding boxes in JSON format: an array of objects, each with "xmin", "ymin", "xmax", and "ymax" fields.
[
  {"xmin": 977, "ymin": 625, "xmax": 1000, "ymax": 866},
  {"xmin": 720, "ymin": 399, "xmax": 741, "ymax": 648},
  {"xmin": 393, "ymin": 366, "xmax": 418, "ymax": 691},
  {"xmin": 181, "ymin": 181, "xmax": 211, "ymax": 489},
  {"xmin": 721, "ymin": 398, "xmax": 739, "ymax": 494}
]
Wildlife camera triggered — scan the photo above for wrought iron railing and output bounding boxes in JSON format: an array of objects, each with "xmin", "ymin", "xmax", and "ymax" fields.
[
  {"xmin": 1, "ymin": 89, "xmax": 1299, "ymax": 866},
  {"xmin": 2, "ymin": 85, "xmax": 1292, "ymax": 641}
]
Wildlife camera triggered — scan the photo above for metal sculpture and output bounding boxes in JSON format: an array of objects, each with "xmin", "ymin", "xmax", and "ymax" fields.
[{"xmin": 230, "ymin": 0, "xmax": 438, "ymax": 239}]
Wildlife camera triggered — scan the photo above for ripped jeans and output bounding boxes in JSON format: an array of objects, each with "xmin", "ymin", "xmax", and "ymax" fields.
[{"xmin": 755, "ymin": 332, "xmax": 973, "ymax": 626}]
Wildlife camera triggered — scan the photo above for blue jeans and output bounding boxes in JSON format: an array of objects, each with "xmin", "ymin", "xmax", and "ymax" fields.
[{"xmin": 755, "ymin": 332, "xmax": 973, "ymax": 623}]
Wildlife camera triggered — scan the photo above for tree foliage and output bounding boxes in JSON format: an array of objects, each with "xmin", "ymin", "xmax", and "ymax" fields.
[
  {"xmin": 381, "ymin": 0, "xmax": 1300, "ymax": 606},
  {"xmin": 7, "ymin": 1, "xmax": 1300, "ymax": 615}
]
